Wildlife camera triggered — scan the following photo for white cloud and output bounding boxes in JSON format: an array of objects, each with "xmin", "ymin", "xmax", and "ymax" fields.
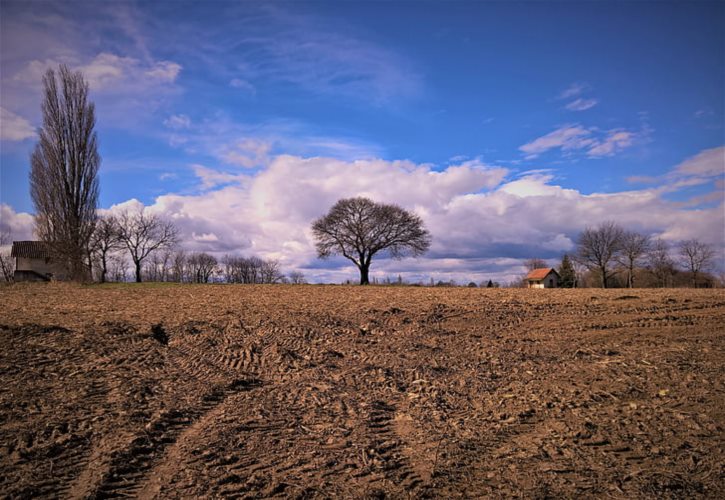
[
  {"xmin": 223, "ymin": 8, "xmax": 423, "ymax": 104},
  {"xmin": 87, "ymin": 151, "xmax": 723, "ymax": 283},
  {"xmin": 558, "ymin": 82, "xmax": 589, "ymax": 100},
  {"xmin": 192, "ymin": 164, "xmax": 250, "ymax": 190},
  {"xmin": 673, "ymin": 146, "xmax": 724, "ymax": 178},
  {"xmin": 519, "ymin": 125, "xmax": 595, "ymax": 158},
  {"xmin": 144, "ymin": 61, "xmax": 181, "ymax": 82},
  {"xmin": 0, "ymin": 204, "xmax": 35, "ymax": 241},
  {"xmin": 164, "ymin": 114, "xmax": 191, "ymax": 130},
  {"xmin": 14, "ymin": 52, "xmax": 182, "ymax": 92},
  {"xmin": 587, "ymin": 129, "xmax": 634, "ymax": 157},
  {"xmin": 221, "ymin": 139, "xmax": 272, "ymax": 168},
  {"xmin": 565, "ymin": 98, "xmax": 598, "ymax": 111},
  {"xmin": 520, "ymin": 124, "xmax": 639, "ymax": 159},
  {"xmin": 0, "ymin": 107, "xmax": 36, "ymax": 141},
  {"xmin": 626, "ymin": 146, "xmax": 724, "ymax": 194}
]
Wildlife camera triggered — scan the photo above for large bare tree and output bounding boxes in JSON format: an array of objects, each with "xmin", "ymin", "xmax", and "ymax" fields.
[
  {"xmin": 617, "ymin": 230, "xmax": 651, "ymax": 288},
  {"xmin": 30, "ymin": 65, "xmax": 99, "ymax": 281},
  {"xmin": 117, "ymin": 211, "xmax": 178, "ymax": 282},
  {"xmin": 90, "ymin": 215, "xmax": 122, "ymax": 283},
  {"xmin": 312, "ymin": 197, "xmax": 431, "ymax": 285},
  {"xmin": 678, "ymin": 239, "xmax": 715, "ymax": 287},
  {"xmin": 576, "ymin": 221, "xmax": 624, "ymax": 288}
]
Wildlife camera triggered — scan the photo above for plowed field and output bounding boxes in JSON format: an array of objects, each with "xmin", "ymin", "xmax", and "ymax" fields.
[{"xmin": 0, "ymin": 283, "xmax": 723, "ymax": 498}]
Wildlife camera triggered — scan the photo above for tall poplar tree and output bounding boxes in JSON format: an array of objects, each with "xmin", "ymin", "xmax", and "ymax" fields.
[{"xmin": 30, "ymin": 65, "xmax": 99, "ymax": 280}]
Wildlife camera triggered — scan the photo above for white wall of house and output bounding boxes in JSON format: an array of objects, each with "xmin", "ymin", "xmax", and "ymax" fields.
[
  {"xmin": 15, "ymin": 256, "xmax": 63, "ymax": 276},
  {"xmin": 527, "ymin": 272, "xmax": 559, "ymax": 288}
]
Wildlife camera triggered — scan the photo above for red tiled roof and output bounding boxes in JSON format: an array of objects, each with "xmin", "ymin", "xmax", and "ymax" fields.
[
  {"xmin": 11, "ymin": 241, "xmax": 51, "ymax": 259},
  {"xmin": 526, "ymin": 268, "xmax": 558, "ymax": 280}
]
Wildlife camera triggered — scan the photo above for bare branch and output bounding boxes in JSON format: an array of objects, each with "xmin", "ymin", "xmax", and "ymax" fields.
[
  {"xmin": 311, "ymin": 197, "xmax": 431, "ymax": 285},
  {"xmin": 30, "ymin": 64, "xmax": 99, "ymax": 281},
  {"xmin": 116, "ymin": 210, "xmax": 179, "ymax": 282}
]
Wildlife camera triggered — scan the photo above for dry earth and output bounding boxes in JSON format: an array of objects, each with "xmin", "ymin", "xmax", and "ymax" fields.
[{"xmin": 0, "ymin": 283, "xmax": 723, "ymax": 499}]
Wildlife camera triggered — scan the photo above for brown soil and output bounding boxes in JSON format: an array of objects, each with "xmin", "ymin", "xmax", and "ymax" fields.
[{"xmin": 0, "ymin": 283, "xmax": 723, "ymax": 498}]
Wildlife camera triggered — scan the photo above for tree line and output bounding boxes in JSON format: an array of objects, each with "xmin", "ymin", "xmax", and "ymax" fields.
[
  {"xmin": 521, "ymin": 221, "xmax": 719, "ymax": 288},
  {"xmin": 8, "ymin": 64, "xmax": 721, "ymax": 288},
  {"xmin": 86, "ymin": 212, "xmax": 302, "ymax": 284}
]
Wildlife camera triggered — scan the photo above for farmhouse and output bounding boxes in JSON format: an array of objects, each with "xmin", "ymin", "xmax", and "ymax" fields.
[
  {"xmin": 526, "ymin": 267, "xmax": 559, "ymax": 288},
  {"xmin": 11, "ymin": 241, "xmax": 65, "ymax": 281}
]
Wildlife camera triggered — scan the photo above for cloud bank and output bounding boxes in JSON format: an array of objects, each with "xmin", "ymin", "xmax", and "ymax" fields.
[
  {"xmin": 3, "ymin": 150, "xmax": 722, "ymax": 283},
  {"xmin": 8, "ymin": 149, "xmax": 719, "ymax": 283}
]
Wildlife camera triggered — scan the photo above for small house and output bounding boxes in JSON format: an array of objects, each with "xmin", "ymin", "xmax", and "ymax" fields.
[
  {"xmin": 11, "ymin": 241, "xmax": 65, "ymax": 281},
  {"xmin": 526, "ymin": 268, "xmax": 559, "ymax": 288}
]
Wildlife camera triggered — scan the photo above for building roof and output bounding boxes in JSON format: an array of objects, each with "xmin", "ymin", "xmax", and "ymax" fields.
[
  {"xmin": 526, "ymin": 268, "xmax": 559, "ymax": 280},
  {"xmin": 11, "ymin": 241, "xmax": 51, "ymax": 259}
]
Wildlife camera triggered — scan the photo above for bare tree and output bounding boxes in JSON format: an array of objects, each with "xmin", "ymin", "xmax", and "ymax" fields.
[
  {"xmin": 187, "ymin": 252, "xmax": 218, "ymax": 283},
  {"xmin": 576, "ymin": 221, "xmax": 624, "ymax": 288},
  {"xmin": 117, "ymin": 210, "xmax": 178, "ymax": 282},
  {"xmin": 288, "ymin": 271, "xmax": 307, "ymax": 284},
  {"xmin": 30, "ymin": 65, "xmax": 99, "ymax": 281},
  {"xmin": 0, "ymin": 229, "xmax": 14, "ymax": 282},
  {"xmin": 143, "ymin": 253, "xmax": 161, "ymax": 282},
  {"xmin": 222, "ymin": 255, "xmax": 284, "ymax": 284},
  {"xmin": 158, "ymin": 250, "xmax": 172, "ymax": 282},
  {"xmin": 617, "ymin": 230, "xmax": 651, "ymax": 288},
  {"xmin": 109, "ymin": 254, "xmax": 129, "ymax": 282},
  {"xmin": 89, "ymin": 215, "xmax": 122, "ymax": 283},
  {"xmin": 170, "ymin": 250, "xmax": 187, "ymax": 282},
  {"xmin": 647, "ymin": 238, "xmax": 675, "ymax": 288},
  {"xmin": 312, "ymin": 197, "xmax": 431, "ymax": 285},
  {"xmin": 678, "ymin": 239, "xmax": 716, "ymax": 287},
  {"xmin": 262, "ymin": 259, "xmax": 285, "ymax": 284}
]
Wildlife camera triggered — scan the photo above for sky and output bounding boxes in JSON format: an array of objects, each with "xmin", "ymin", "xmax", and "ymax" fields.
[{"xmin": 0, "ymin": 0, "xmax": 723, "ymax": 284}]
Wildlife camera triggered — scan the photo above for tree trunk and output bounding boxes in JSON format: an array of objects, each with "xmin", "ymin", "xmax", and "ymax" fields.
[
  {"xmin": 100, "ymin": 256, "xmax": 107, "ymax": 283},
  {"xmin": 359, "ymin": 264, "xmax": 370, "ymax": 285},
  {"xmin": 628, "ymin": 265, "xmax": 634, "ymax": 288},
  {"xmin": 135, "ymin": 261, "xmax": 142, "ymax": 282},
  {"xmin": 600, "ymin": 266, "xmax": 608, "ymax": 288}
]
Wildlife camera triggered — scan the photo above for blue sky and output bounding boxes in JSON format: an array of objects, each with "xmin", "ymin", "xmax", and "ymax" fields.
[{"xmin": 1, "ymin": 0, "xmax": 723, "ymax": 282}]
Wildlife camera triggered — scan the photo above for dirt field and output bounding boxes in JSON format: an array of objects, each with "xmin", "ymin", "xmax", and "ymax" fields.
[{"xmin": 0, "ymin": 283, "xmax": 723, "ymax": 499}]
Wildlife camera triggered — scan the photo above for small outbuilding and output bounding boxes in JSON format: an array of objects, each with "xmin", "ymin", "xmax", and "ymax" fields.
[
  {"xmin": 11, "ymin": 241, "xmax": 65, "ymax": 282},
  {"xmin": 526, "ymin": 268, "xmax": 559, "ymax": 288}
]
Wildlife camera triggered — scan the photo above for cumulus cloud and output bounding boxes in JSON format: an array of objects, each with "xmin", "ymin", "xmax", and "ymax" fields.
[
  {"xmin": 0, "ymin": 107, "xmax": 36, "ymax": 141},
  {"xmin": 0, "ymin": 204, "xmax": 35, "ymax": 242},
  {"xmin": 520, "ymin": 124, "xmax": 639, "ymax": 159},
  {"xmin": 86, "ymin": 151, "xmax": 722, "ymax": 284}
]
